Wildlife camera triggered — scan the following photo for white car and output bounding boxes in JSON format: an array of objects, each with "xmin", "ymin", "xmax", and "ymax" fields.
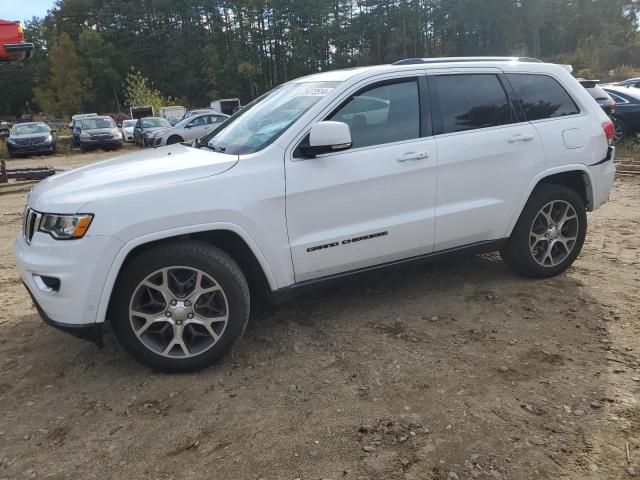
[
  {"xmin": 15, "ymin": 57, "xmax": 616, "ymax": 372},
  {"xmin": 121, "ymin": 119, "xmax": 137, "ymax": 142},
  {"xmin": 145, "ymin": 112, "xmax": 228, "ymax": 147}
]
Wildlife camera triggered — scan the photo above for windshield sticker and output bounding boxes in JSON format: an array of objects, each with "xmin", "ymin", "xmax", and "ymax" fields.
[{"xmin": 300, "ymin": 87, "xmax": 333, "ymax": 97}]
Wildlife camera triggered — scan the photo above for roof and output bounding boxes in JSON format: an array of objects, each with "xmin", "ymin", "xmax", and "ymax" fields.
[{"xmin": 294, "ymin": 57, "xmax": 567, "ymax": 83}]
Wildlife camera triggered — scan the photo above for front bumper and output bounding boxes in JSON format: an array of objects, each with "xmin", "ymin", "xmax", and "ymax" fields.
[
  {"xmin": 7, "ymin": 142, "xmax": 55, "ymax": 155},
  {"xmin": 23, "ymin": 282, "xmax": 104, "ymax": 346},
  {"xmin": 14, "ymin": 231, "xmax": 124, "ymax": 341},
  {"xmin": 79, "ymin": 138, "xmax": 122, "ymax": 148}
]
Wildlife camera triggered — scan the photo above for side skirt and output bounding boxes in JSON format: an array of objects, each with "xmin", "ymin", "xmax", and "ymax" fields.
[{"xmin": 268, "ymin": 238, "xmax": 507, "ymax": 304}]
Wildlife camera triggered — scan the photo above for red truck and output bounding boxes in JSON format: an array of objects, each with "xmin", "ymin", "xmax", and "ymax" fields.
[{"xmin": 0, "ymin": 19, "xmax": 33, "ymax": 62}]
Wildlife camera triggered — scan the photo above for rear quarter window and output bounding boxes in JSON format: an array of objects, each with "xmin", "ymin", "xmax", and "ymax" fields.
[{"xmin": 507, "ymin": 74, "xmax": 580, "ymax": 121}]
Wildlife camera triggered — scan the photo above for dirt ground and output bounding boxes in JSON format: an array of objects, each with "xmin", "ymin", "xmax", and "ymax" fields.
[{"xmin": 0, "ymin": 150, "xmax": 639, "ymax": 480}]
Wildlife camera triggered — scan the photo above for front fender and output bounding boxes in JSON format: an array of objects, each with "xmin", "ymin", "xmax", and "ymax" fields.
[{"xmin": 94, "ymin": 222, "xmax": 278, "ymax": 324}]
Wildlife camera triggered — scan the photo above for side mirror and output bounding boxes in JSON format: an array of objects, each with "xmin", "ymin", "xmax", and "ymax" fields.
[
  {"xmin": 117, "ymin": 123, "xmax": 122, "ymax": 128},
  {"xmin": 301, "ymin": 121, "xmax": 352, "ymax": 157}
]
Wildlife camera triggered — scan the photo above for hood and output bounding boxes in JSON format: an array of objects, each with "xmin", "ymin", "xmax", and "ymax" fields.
[
  {"xmin": 86, "ymin": 128, "xmax": 116, "ymax": 136},
  {"xmin": 147, "ymin": 127, "xmax": 172, "ymax": 138},
  {"xmin": 143, "ymin": 125, "xmax": 169, "ymax": 133},
  {"xmin": 28, "ymin": 144, "xmax": 239, "ymax": 213},
  {"xmin": 10, "ymin": 132, "xmax": 51, "ymax": 139}
]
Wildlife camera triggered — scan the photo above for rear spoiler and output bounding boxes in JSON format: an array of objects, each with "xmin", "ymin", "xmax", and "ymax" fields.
[{"xmin": 559, "ymin": 64, "xmax": 573, "ymax": 73}]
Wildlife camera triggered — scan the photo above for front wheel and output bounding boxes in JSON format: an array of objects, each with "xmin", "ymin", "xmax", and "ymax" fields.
[
  {"xmin": 500, "ymin": 184, "xmax": 587, "ymax": 278},
  {"xmin": 110, "ymin": 240, "xmax": 250, "ymax": 372},
  {"xmin": 166, "ymin": 135, "xmax": 183, "ymax": 145}
]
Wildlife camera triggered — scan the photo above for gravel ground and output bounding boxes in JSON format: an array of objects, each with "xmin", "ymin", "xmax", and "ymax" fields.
[{"xmin": 0, "ymin": 150, "xmax": 639, "ymax": 480}]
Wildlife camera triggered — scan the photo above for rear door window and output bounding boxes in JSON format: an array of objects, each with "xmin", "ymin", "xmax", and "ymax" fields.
[
  {"xmin": 507, "ymin": 74, "xmax": 580, "ymax": 121},
  {"xmin": 432, "ymin": 74, "xmax": 512, "ymax": 134}
]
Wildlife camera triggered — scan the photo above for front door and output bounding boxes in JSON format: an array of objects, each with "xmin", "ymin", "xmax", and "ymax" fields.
[{"xmin": 285, "ymin": 75, "xmax": 438, "ymax": 282}]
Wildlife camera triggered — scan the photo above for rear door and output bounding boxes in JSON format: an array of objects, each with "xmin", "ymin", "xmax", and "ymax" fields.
[{"xmin": 429, "ymin": 70, "xmax": 546, "ymax": 250}]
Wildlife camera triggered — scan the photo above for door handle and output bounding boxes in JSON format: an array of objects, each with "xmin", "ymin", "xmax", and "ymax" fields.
[
  {"xmin": 396, "ymin": 152, "xmax": 430, "ymax": 162},
  {"xmin": 508, "ymin": 134, "xmax": 535, "ymax": 143}
]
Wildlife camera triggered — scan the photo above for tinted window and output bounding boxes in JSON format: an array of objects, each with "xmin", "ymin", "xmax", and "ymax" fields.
[
  {"xmin": 328, "ymin": 79, "xmax": 420, "ymax": 148},
  {"xmin": 434, "ymin": 74, "xmax": 511, "ymax": 133},
  {"xmin": 507, "ymin": 74, "xmax": 579, "ymax": 121}
]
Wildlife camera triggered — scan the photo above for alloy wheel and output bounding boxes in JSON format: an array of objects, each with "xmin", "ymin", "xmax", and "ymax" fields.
[
  {"xmin": 529, "ymin": 200, "xmax": 579, "ymax": 267},
  {"xmin": 129, "ymin": 266, "xmax": 229, "ymax": 358}
]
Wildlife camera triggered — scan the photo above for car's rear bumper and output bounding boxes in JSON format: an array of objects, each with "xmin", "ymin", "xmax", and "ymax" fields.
[
  {"xmin": 589, "ymin": 146, "xmax": 616, "ymax": 210},
  {"xmin": 1, "ymin": 42, "xmax": 34, "ymax": 60}
]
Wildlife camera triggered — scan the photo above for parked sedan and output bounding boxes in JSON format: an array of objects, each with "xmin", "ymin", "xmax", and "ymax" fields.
[
  {"xmin": 133, "ymin": 117, "xmax": 172, "ymax": 146},
  {"xmin": 602, "ymin": 86, "xmax": 640, "ymax": 144},
  {"xmin": 74, "ymin": 116, "xmax": 122, "ymax": 151},
  {"xmin": 121, "ymin": 119, "xmax": 137, "ymax": 142},
  {"xmin": 6, "ymin": 122, "xmax": 56, "ymax": 157},
  {"xmin": 145, "ymin": 113, "xmax": 228, "ymax": 147}
]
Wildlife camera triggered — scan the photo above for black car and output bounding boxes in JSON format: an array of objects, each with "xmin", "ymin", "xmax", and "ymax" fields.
[
  {"xmin": 73, "ymin": 116, "xmax": 122, "ymax": 151},
  {"xmin": 602, "ymin": 86, "xmax": 640, "ymax": 144},
  {"xmin": 6, "ymin": 122, "xmax": 56, "ymax": 157},
  {"xmin": 578, "ymin": 79, "xmax": 617, "ymax": 116}
]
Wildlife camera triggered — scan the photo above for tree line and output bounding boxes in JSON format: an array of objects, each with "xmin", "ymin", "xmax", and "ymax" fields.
[{"xmin": 1, "ymin": 0, "xmax": 639, "ymax": 118}]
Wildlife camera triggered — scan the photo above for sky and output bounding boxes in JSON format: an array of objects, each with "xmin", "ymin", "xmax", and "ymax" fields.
[{"xmin": 0, "ymin": 0, "xmax": 55, "ymax": 22}]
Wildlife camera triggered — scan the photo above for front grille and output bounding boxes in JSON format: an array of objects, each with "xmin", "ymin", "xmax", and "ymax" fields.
[
  {"xmin": 91, "ymin": 134, "xmax": 112, "ymax": 140},
  {"xmin": 23, "ymin": 208, "xmax": 42, "ymax": 244},
  {"xmin": 14, "ymin": 136, "xmax": 48, "ymax": 146}
]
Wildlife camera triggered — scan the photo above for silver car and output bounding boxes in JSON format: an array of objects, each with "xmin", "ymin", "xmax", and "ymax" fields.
[{"xmin": 145, "ymin": 113, "xmax": 228, "ymax": 147}]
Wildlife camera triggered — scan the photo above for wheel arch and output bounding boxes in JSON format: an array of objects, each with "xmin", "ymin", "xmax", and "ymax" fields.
[
  {"xmin": 96, "ymin": 223, "xmax": 278, "ymax": 325},
  {"xmin": 505, "ymin": 165, "xmax": 594, "ymax": 237}
]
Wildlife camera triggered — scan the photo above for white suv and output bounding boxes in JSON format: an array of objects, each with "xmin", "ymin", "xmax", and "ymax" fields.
[{"xmin": 14, "ymin": 57, "xmax": 616, "ymax": 372}]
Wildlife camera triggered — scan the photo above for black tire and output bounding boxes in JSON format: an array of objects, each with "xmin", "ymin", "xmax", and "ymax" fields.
[
  {"xmin": 500, "ymin": 184, "xmax": 587, "ymax": 278},
  {"xmin": 612, "ymin": 117, "xmax": 625, "ymax": 145},
  {"xmin": 110, "ymin": 240, "xmax": 250, "ymax": 372},
  {"xmin": 167, "ymin": 135, "xmax": 183, "ymax": 145}
]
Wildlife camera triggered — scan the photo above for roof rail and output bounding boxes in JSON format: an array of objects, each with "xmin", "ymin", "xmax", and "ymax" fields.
[{"xmin": 392, "ymin": 57, "xmax": 543, "ymax": 66}]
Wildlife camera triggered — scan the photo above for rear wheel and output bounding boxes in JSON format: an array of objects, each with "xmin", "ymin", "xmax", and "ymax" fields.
[
  {"xmin": 111, "ymin": 240, "xmax": 250, "ymax": 372},
  {"xmin": 500, "ymin": 184, "xmax": 587, "ymax": 278},
  {"xmin": 612, "ymin": 117, "xmax": 626, "ymax": 144}
]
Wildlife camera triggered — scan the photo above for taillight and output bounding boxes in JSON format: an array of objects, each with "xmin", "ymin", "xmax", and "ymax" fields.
[
  {"xmin": 17, "ymin": 23, "xmax": 24, "ymax": 42},
  {"xmin": 602, "ymin": 120, "xmax": 614, "ymax": 144}
]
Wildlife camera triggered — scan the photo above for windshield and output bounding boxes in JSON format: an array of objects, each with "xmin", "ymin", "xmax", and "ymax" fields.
[
  {"xmin": 12, "ymin": 124, "xmax": 49, "ymax": 135},
  {"xmin": 203, "ymin": 81, "xmax": 340, "ymax": 155},
  {"xmin": 142, "ymin": 118, "xmax": 171, "ymax": 128},
  {"xmin": 123, "ymin": 120, "xmax": 137, "ymax": 128},
  {"xmin": 82, "ymin": 117, "xmax": 116, "ymax": 130}
]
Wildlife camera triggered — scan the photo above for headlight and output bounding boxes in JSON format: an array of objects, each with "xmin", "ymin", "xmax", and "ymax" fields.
[
  {"xmin": 45, "ymin": 134, "xmax": 53, "ymax": 143},
  {"xmin": 111, "ymin": 128, "xmax": 121, "ymax": 138},
  {"xmin": 39, "ymin": 214, "xmax": 93, "ymax": 239}
]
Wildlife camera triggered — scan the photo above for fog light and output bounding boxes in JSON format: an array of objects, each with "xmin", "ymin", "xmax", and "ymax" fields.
[{"xmin": 33, "ymin": 275, "xmax": 61, "ymax": 293}]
